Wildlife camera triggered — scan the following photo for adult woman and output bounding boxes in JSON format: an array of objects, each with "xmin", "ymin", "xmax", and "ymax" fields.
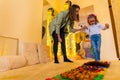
[{"xmin": 49, "ymin": 4, "xmax": 82, "ymax": 63}]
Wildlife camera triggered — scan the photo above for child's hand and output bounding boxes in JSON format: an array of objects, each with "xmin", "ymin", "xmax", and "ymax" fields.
[{"xmin": 105, "ymin": 23, "xmax": 109, "ymax": 29}]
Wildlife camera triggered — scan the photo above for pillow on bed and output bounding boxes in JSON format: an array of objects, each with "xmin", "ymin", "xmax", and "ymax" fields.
[
  {"xmin": 37, "ymin": 45, "xmax": 52, "ymax": 63},
  {"xmin": 0, "ymin": 55, "xmax": 26, "ymax": 72},
  {"xmin": 20, "ymin": 42, "xmax": 39, "ymax": 65}
]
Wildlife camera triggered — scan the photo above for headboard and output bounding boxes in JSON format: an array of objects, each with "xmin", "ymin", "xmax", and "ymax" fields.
[{"xmin": 0, "ymin": 35, "xmax": 19, "ymax": 56}]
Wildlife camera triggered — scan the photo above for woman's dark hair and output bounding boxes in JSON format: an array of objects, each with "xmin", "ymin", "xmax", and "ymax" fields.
[
  {"xmin": 48, "ymin": 8, "xmax": 54, "ymax": 16},
  {"xmin": 69, "ymin": 4, "xmax": 80, "ymax": 21},
  {"xmin": 87, "ymin": 14, "xmax": 99, "ymax": 25}
]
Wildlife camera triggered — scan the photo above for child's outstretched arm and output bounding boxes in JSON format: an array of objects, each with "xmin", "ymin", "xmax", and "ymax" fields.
[{"xmin": 100, "ymin": 23, "xmax": 109, "ymax": 30}]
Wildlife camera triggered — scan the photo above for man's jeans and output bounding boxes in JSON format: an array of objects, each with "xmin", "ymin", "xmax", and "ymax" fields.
[{"xmin": 90, "ymin": 34, "xmax": 101, "ymax": 61}]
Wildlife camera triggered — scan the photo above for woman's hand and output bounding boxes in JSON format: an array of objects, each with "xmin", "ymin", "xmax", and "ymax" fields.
[
  {"xmin": 58, "ymin": 37, "xmax": 62, "ymax": 42},
  {"xmin": 57, "ymin": 34, "xmax": 62, "ymax": 42},
  {"xmin": 80, "ymin": 25, "xmax": 88, "ymax": 31},
  {"xmin": 82, "ymin": 25, "xmax": 88, "ymax": 30}
]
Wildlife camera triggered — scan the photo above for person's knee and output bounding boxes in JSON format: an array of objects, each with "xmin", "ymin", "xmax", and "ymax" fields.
[
  {"xmin": 92, "ymin": 47, "xmax": 97, "ymax": 52},
  {"xmin": 96, "ymin": 47, "xmax": 100, "ymax": 51}
]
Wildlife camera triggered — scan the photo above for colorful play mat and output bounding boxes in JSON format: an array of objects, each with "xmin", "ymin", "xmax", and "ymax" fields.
[{"xmin": 46, "ymin": 61, "xmax": 110, "ymax": 80}]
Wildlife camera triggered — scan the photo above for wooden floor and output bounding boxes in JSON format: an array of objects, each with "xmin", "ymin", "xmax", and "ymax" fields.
[{"xmin": 0, "ymin": 59, "xmax": 120, "ymax": 80}]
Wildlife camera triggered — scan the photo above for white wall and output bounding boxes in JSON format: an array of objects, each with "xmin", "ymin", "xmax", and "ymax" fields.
[
  {"xmin": 111, "ymin": 0, "xmax": 120, "ymax": 58},
  {"xmin": 0, "ymin": 0, "xmax": 43, "ymax": 43}
]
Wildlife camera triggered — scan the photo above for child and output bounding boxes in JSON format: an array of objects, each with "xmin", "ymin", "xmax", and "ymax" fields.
[
  {"xmin": 84, "ymin": 35, "xmax": 93, "ymax": 59},
  {"xmin": 84, "ymin": 14, "xmax": 109, "ymax": 61}
]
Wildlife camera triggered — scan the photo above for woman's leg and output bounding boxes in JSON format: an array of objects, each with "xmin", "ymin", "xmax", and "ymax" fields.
[
  {"xmin": 60, "ymin": 32, "xmax": 67, "ymax": 60},
  {"xmin": 60, "ymin": 30, "xmax": 72, "ymax": 62},
  {"xmin": 52, "ymin": 32, "xmax": 59, "ymax": 63}
]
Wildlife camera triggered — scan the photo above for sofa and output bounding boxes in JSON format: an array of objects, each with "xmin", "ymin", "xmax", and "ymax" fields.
[{"xmin": 0, "ymin": 42, "xmax": 52, "ymax": 72}]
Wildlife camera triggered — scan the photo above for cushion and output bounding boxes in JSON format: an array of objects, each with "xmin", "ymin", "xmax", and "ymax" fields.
[
  {"xmin": 20, "ymin": 42, "xmax": 39, "ymax": 65},
  {"xmin": 0, "ymin": 56, "xmax": 26, "ymax": 72},
  {"xmin": 37, "ymin": 45, "xmax": 52, "ymax": 63}
]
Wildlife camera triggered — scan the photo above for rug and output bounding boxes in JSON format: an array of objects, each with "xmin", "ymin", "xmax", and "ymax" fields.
[{"xmin": 46, "ymin": 61, "xmax": 110, "ymax": 80}]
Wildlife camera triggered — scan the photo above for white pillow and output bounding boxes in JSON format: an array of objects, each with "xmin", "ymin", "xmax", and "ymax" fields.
[
  {"xmin": 0, "ymin": 56, "xmax": 26, "ymax": 72},
  {"xmin": 37, "ymin": 45, "xmax": 52, "ymax": 63},
  {"xmin": 20, "ymin": 42, "xmax": 39, "ymax": 65}
]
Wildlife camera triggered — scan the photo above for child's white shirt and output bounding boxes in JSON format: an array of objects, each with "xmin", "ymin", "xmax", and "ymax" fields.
[{"xmin": 85, "ymin": 23, "xmax": 106, "ymax": 36}]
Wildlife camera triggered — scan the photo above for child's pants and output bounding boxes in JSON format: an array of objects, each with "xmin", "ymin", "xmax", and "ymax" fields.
[{"xmin": 90, "ymin": 34, "xmax": 101, "ymax": 61}]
